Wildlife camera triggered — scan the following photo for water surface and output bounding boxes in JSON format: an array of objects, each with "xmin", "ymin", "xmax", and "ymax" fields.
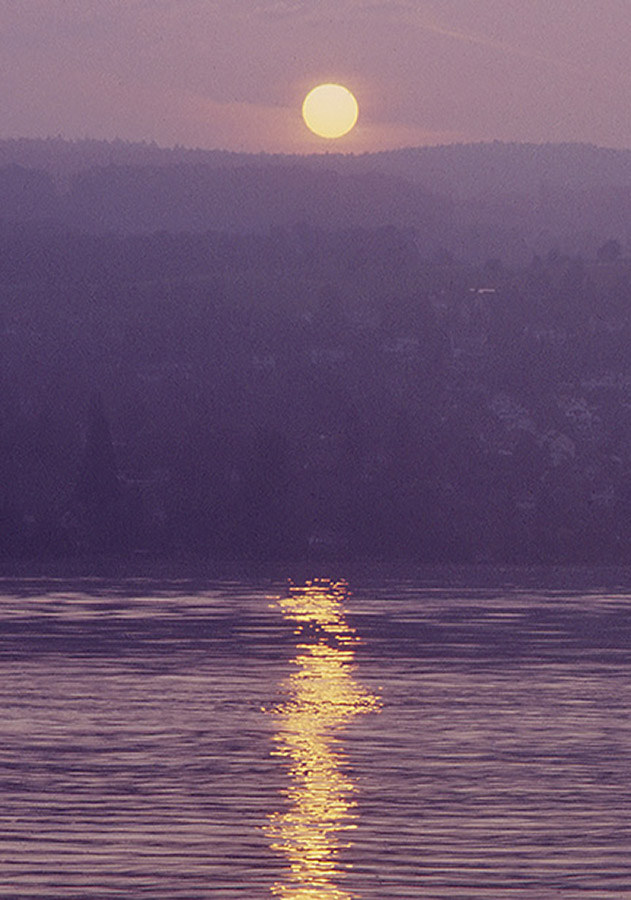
[{"xmin": 1, "ymin": 570, "xmax": 631, "ymax": 898}]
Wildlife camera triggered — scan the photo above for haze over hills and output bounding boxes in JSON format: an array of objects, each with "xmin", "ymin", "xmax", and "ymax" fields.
[
  {"xmin": 1, "ymin": 138, "xmax": 631, "ymax": 263},
  {"xmin": 5, "ymin": 137, "xmax": 631, "ymax": 196},
  {"xmin": 4, "ymin": 136, "xmax": 631, "ymax": 563}
]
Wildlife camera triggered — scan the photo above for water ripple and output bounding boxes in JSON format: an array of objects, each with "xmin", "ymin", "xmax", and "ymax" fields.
[{"xmin": 0, "ymin": 573, "xmax": 630, "ymax": 897}]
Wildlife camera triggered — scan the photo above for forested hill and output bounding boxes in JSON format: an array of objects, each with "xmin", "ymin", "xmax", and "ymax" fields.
[
  {"xmin": 0, "ymin": 155, "xmax": 447, "ymax": 241},
  {"xmin": 2, "ymin": 138, "xmax": 631, "ymax": 263},
  {"xmin": 4, "ymin": 137, "xmax": 631, "ymax": 565},
  {"xmin": 0, "ymin": 137, "xmax": 245, "ymax": 184},
  {"xmin": 4, "ymin": 136, "xmax": 631, "ymax": 196},
  {"xmin": 59, "ymin": 164, "xmax": 448, "ymax": 238},
  {"xmin": 3, "ymin": 219, "xmax": 631, "ymax": 563},
  {"xmin": 362, "ymin": 142, "xmax": 631, "ymax": 198}
]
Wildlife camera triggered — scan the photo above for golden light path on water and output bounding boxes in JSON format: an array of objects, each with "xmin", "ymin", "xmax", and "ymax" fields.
[{"xmin": 266, "ymin": 580, "xmax": 381, "ymax": 900}]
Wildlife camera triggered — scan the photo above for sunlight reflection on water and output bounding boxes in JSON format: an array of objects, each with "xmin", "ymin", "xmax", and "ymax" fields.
[
  {"xmin": 1, "ymin": 572, "xmax": 631, "ymax": 898},
  {"xmin": 266, "ymin": 580, "xmax": 380, "ymax": 900}
]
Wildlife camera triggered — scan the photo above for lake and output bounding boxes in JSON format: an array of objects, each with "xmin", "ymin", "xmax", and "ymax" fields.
[{"xmin": 1, "ymin": 567, "xmax": 631, "ymax": 898}]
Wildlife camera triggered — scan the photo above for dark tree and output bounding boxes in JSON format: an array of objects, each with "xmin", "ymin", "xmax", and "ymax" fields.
[
  {"xmin": 239, "ymin": 428, "xmax": 299, "ymax": 559},
  {"xmin": 597, "ymin": 239, "xmax": 622, "ymax": 262},
  {"xmin": 71, "ymin": 393, "xmax": 125, "ymax": 552}
]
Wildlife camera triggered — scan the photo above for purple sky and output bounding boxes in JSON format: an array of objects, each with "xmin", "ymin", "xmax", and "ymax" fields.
[{"xmin": 2, "ymin": 0, "xmax": 630, "ymax": 154}]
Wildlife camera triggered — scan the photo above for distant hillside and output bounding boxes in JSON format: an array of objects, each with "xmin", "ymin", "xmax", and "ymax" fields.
[
  {"xmin": 0, "ymin": 161, "xmax": 449, "ymax": 248},
  {"xmin": 2, "ymin": 137, "xmax": 631, "ymax": 262},
  {"xmin": 64, "ymin": 164, "xmax": 448, "ymax": 239},
  {"xmin": 5, "ymin": 137, "xmax": 631, "ymax": 561},
  {"xmin": 0, "ymin": 137, "xmax": 248, "ymax": 186},
  {"xmin": 357, "ymin": 142, "xmax": 631, "ymax": 199},
  {"xmin": 5, "ymin": 216, "xmax": 631, "ymax": 562},
  {"xmin": 3, "ymin": 136, "xmax": 631, "ymax": 198}
]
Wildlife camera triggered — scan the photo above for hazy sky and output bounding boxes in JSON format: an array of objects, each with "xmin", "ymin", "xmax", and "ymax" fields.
[{"xmin": 2, "ymin": 0, "xmax": 630, "ymax": 154}]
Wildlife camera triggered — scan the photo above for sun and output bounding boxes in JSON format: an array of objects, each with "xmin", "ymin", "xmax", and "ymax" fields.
[{"xmin": 302, "ymin": 83, "xmax": 359, "ymax": 139}]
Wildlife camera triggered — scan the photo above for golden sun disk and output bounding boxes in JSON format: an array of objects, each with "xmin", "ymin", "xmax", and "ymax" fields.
[{"xmin": 302, "ymin": 84, "xmax": 359, "ymax": 139}]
